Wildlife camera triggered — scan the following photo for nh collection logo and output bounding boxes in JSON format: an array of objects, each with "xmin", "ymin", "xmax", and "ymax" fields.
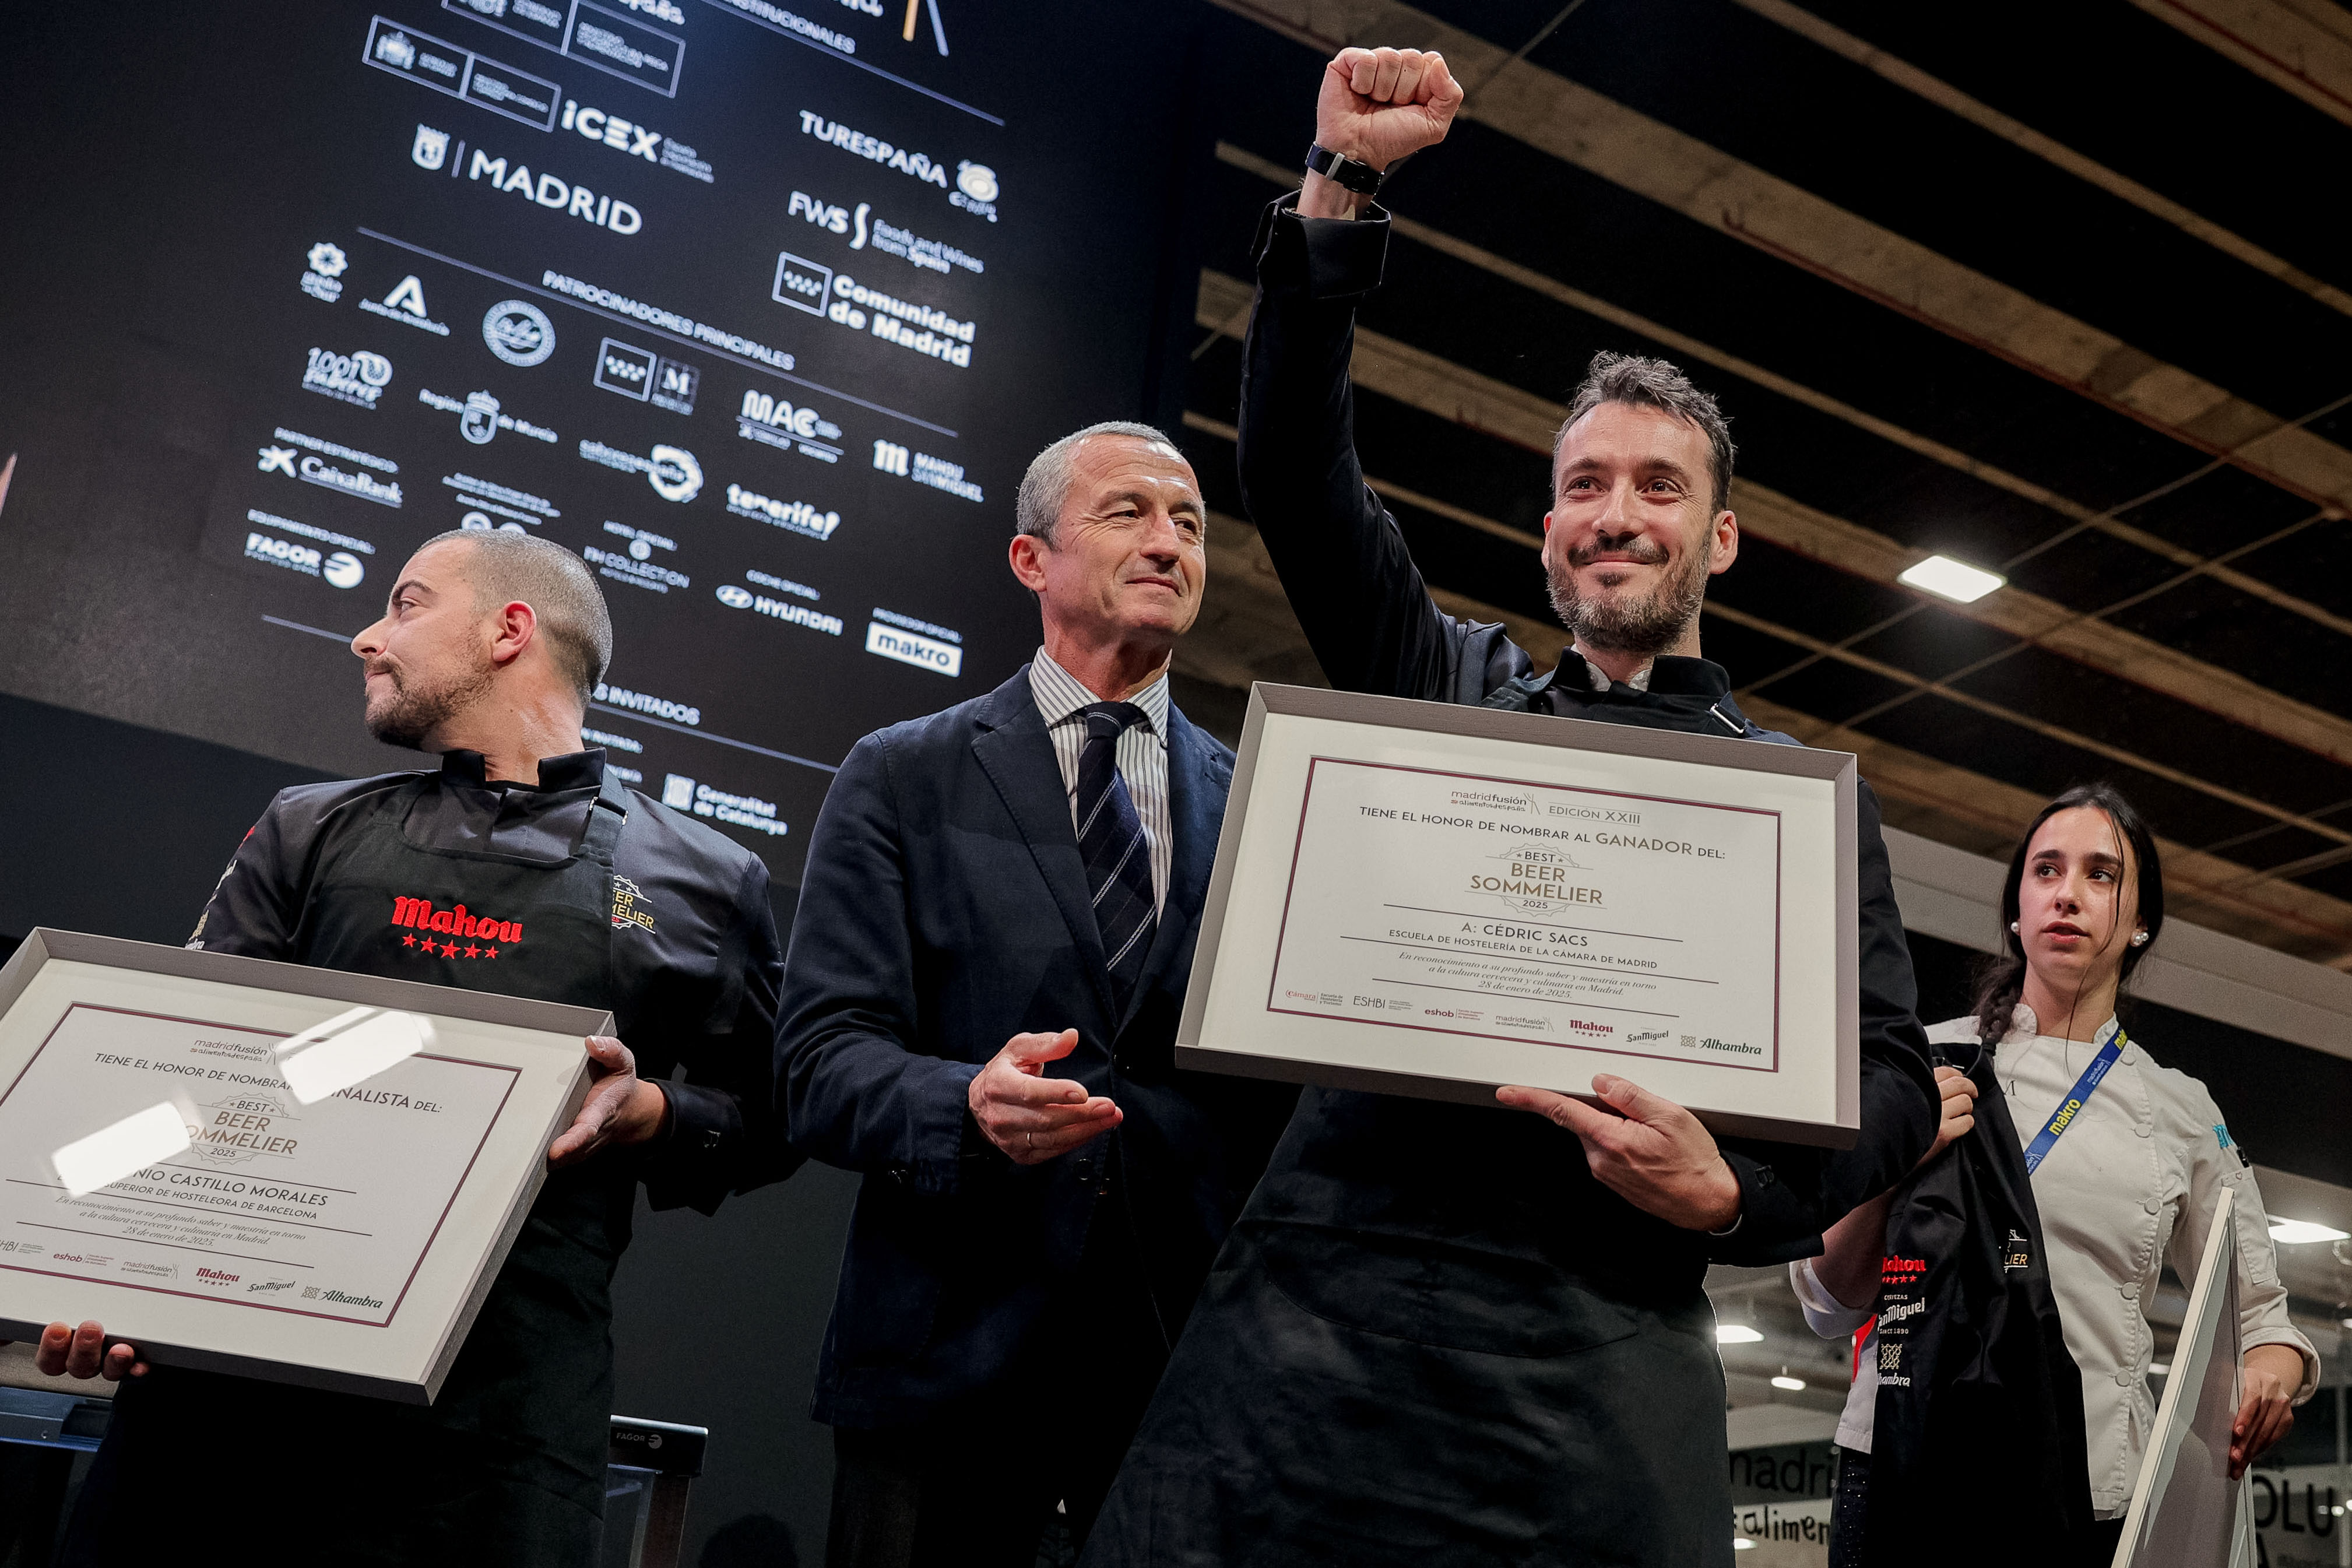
[
  {"xmin": 360, "ymin": 273, "xmax": 453, "ymax": 336},
  {"xmin": 392, "ymin": 895, "xmax": 521, "ymax": 958}
]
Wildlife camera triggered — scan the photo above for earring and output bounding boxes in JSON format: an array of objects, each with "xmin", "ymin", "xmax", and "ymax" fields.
[
  {"xmin": 2009, "ymin": 920, "xmax": 2019, "ymax": 933},
  {"xmin": 2131, "ymin": 931, "xmax": 2148, "ymax": 945}
]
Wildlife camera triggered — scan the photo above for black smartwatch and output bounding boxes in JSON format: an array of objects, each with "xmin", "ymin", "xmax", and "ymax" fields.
[{"xmin": 1305, "ymin": 142, "xmax": 1386, "ymax": 197}]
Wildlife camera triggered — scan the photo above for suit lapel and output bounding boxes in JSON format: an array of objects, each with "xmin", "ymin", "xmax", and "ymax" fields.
[
  {"xmin": 970, "ymin": 668, "xmax": 1115, "ymax": 1026},
  {"xmin": 1113, "ymin": 703, "xmax": 1224, "ymax": 1040}
]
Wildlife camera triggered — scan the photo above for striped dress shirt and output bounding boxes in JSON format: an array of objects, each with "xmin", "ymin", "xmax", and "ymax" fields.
[{"xmin": 1028, "ymin": 649, "xmax": 1170, "ymax": 915}]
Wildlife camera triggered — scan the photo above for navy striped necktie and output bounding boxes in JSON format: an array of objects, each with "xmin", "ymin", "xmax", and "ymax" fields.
[{"xmin": 1077, "ymin": 701, "xmax": 1156, "ymax": 1009}]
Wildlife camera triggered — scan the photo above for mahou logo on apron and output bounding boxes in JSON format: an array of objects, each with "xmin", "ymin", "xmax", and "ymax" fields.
[{"xmin": 389, "ymin": 895, "xmax": 523, "ymax": 957}]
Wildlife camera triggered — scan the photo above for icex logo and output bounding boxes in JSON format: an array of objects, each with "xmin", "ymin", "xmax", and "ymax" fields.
[{"xmin": 258, "ymin": 445, "xmax": 298, "ymax": 475}]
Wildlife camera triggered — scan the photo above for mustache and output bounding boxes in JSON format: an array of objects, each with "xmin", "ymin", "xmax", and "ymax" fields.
[{"xmin": 1566, "ymin": 533, "xmax": 1670, "ymax": 569}]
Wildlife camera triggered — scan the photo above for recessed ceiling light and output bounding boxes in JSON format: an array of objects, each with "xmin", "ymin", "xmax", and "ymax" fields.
[
  {"xmin": 2269, "ymin": 1219, "xmax": 2351, "ymax": 1245},
  {"xmin": 1717, "ymin": 1324, "xmax": 1765, "ymax": 1344},
  {"xmin": 1771, "ymin": 1372, "xmax": 1806, "ymax": 1391},
  {"xmin": 1897, "ymin": 554, "xmax": 2006, "ymax": 604}
]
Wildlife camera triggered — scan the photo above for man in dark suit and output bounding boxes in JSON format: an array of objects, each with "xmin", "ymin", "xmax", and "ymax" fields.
[
  {"xmin": 1086, "ymin": 49, "xmax": 1938, "ymax": 1567},
  {"xmin": 778, "ymin": 423, "xmax": 1295, "ymax": 1568}
]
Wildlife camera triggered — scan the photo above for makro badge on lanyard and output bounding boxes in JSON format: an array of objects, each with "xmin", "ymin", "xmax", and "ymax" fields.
[{"xmin": 2021, "ymin": 1019, "xmax": 2128, "ymax": 1173}]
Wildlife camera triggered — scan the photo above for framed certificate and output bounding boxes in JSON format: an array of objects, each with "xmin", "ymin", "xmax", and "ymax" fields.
[
  {"xmin": 1176, "ymin": 685, "xmax": 1859, "ymax": 1147},
  {"xmin": 0, "ymin": 930, "xmax": 600, "ymax": 1404}
]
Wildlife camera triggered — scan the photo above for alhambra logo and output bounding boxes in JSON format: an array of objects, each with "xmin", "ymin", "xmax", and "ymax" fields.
[{"xmin": 390, "ymin": 895, "xmax": 522, "ymax": 959}]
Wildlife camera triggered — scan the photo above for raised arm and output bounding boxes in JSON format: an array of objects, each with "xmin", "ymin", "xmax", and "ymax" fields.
[{"xmin": 1237, "ymin": 47, "xmax": 1487, "ymax": 702}]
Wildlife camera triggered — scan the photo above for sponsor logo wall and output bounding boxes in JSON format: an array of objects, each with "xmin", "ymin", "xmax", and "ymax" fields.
[{"xmin": 142, "ymin": 0, "xmax": 1181, "ymax": 887}]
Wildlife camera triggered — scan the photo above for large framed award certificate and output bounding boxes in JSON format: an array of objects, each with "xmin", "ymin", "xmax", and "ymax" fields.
[
  {"xmin": 1177, "ymin": 685, "xmax": 1860, "ymax": 1147},
  {"xmin": 0, "ymin": 930, "xmax": 600, "ymax": 1402}
]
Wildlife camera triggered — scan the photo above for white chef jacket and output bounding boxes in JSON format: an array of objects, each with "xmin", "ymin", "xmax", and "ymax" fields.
[{"xmin": 1792, "ymin": 1007, "xmax": 2320, "ymax": 1520}]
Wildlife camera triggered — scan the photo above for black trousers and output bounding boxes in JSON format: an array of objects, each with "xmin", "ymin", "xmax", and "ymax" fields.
[
  {"xmin": 1829, "ymin": 1446, "xmax": 2125, "ymax": 1566},
  {"xmin": 826, "ymin": 1199, "xmax": 1171, "ymax": 1568}
]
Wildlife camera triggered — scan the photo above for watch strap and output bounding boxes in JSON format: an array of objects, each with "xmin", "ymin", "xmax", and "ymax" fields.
[{"xmin": 1305, "ymin": 142, "xmax": 1386, "ymax": 197}]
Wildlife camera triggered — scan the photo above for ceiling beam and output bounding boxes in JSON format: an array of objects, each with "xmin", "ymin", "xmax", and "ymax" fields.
[
  {"xmin": 1211, "ymin": 140, "xmax": 2352, "ymax": 645},
  {"xmin": 1208, "ymin": 0, "xmax": 2352, "ymax": 515},
  {"xmin": 1194, "ymin": 268, "xmax": 2352, "ymax": 772},
  {"xmin": 1179, "ymin": 505, "xmax": 2352, "ymax": 964},
  {"xmin": 1731, "ymin": 0, "xmax": 2352, "ymax": 320},
  {"xmin": 2124, "ymin": 0, "xmax": 2352, "ymax": 129}
]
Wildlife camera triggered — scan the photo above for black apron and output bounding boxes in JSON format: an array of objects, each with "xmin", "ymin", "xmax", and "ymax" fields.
[
  {"xmin": 68, "ymin": 772, "xmax": 634, "ymax": 1567},
  {"xmin": 1862, "ymin": 1038, "xmax": 2094, "ymax": 1566}
]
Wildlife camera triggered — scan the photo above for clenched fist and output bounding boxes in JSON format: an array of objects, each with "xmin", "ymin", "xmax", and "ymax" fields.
[{"xmin": 1303, "ymin": 47, "xmax": 1464, "ymax": 218}]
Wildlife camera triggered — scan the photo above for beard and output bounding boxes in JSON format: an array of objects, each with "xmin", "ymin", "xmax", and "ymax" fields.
[
  {"xmin": 1546, "ymin": 530, "xmax": 1711, "ymax": 656},
  {"xmin": 363, "ymin": 656, "xmax": 494, "ymax": 750}
]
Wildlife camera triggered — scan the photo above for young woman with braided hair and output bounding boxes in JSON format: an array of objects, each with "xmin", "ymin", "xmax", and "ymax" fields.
[{"xmin": 1793, "ymin": 783, "xmax": 2317, "ymax": 1564}]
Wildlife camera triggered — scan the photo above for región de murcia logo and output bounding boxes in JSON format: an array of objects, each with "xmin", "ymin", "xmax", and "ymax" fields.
[{"xmin": 391, "ymin": 896, "xmax": 522, "ymax": 958}]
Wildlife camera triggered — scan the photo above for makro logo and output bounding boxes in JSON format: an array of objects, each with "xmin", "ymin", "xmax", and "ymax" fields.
[
  {"xmin": 301, "ymin": 347, "xmax": 393, "ymax": 409},
  {"xmin": 581, "ymin": 439, "xmax": 702, "ymax": 502},
  {"xmin": 864, "ymin": 620, "xmax": 961, "ymax": 677},
  {"xmin": 462, "ymin": 146, "xmax": 643, "ymax": 234},
  {"xmin": 360, "ymin": 273, "xmax": 453, "ymax": 336},
  {"xmin": 484, "ymin": 300, "xmax": 557, "ymax": 366},
  {"xmin": 725, "ymin": 482, "xmax": 840, "ymax": 540},
  {"xmin": 560, "ymin": 99, "xmax": 712, "ymax": 182}
]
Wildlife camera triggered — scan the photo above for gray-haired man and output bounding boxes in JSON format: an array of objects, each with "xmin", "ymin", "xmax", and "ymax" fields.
[
  {"xmin": 778, "ymin": 424, "xmax": 1296, "ymax": 1567},
  {"xmin": 1085, "ymin": 48, "xmax": 1937, "ymax": 1567}
]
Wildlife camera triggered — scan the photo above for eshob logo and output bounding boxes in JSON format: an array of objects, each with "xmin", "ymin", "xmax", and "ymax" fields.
[
  {"xmin": 484, "ymin": 300, "xmax": 557, "ymax": 366},
  {"xmin": 463, "ymin": 147, "xmax": 642, "ymax": 235},
  {"xmin": 300, "ymin": 347, "xmax": 393, "ymax": 409},
  {"xmin": 579, "ymin": 439, "xmax": 702, "ymax": 502}
]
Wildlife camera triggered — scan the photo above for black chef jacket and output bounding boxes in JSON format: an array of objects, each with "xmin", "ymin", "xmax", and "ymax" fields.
[
  {"xmin": 187, "ymin": 747, "xmax": 789, "ymax": 1209},
  {"xmin": 1080, "ymin": 197, "xmax": 1938, "ymax": 1568}
]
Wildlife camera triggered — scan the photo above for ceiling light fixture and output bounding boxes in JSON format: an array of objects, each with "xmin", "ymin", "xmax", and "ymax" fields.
[
  {"xmin": 1717, "ymin": 1323, "xmax": 1764, "ymax": 1345},
  {"xmin": 1897, "ymin": 554, "xmax": 2006, "ymax": 604},
  {"xmin": 2269, "ymin": 1219, "xmax": 2351, "ymax": 1245}
]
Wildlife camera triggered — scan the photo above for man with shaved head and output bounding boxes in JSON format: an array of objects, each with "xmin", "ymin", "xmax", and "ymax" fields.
[
  {"xmin": 34, "ymin": 528, "xmax": 794, "ymax": 1565},
  {"xmin": 1087, "ymin": 47, "xmax": 1937, "ymax": 1566},
  {"xmin": 778, "ymin": 423, "xmax": 1295, "ymax": 1567}
]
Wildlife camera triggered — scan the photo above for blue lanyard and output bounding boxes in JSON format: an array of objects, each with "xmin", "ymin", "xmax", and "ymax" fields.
[{"xmin": 2020, "ymin": 1020, "xmax": 2128, "ymax": 1173}]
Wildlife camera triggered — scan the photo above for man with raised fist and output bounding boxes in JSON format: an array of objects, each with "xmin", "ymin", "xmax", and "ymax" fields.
[{"xmin": 1085, "ymin": 48, "xmax": 1936, "ymax": 1565}]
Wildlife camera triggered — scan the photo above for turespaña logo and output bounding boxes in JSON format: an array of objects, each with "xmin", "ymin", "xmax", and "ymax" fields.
[
  {"xmin": 413, "ymin": 123, "xmax": 451, "ymax": 170},
  {"xmin": 579, "ymin": 438, "xmax": 702, "ymax": 502},
  {"xmin": 484, "ymin": 300, "xmax": 556, "ymax": 365},
  {"xmin": 301, "ymin": 241, "xmax": 348, "ymax": 302},
  {"xmin": 716, "ymin": 584, "xmax": 753, "ymax": 607},
  {"xmin": 323, "ymin": 551, "xmax": 366, "ymax": 589},
  {"xmin": 301, "ymin": 347, "xmax": 394, "ymax": 409},
  {"xmin": 360, "ymin": 274, "xmax": 452, "ymax": 336}
]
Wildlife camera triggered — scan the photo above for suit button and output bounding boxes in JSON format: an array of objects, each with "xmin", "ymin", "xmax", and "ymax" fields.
[
  {"xmin": 2115, "ymin": 1369, "xmax": 2134, "ymax": 1386},
  {"xmin": 1074, "ymin": 1158, "xmax": 1094, "ymax": 1179}
]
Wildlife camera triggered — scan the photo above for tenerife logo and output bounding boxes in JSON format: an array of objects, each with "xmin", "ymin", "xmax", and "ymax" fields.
[
  {"xmin": 301, "ymin": 348, "xmax": 393, "ymax": 410},
  {"xmin": 797, "ymin": 111, "xmax": 956, "ymax": 192},
  {"xmin": 463, "ymin": 147, "xmax": 644, "ymax": 234},
  {"xmin": 951, "ymin": 161, "xmax": 997, "ymax": 222},
  {"xmin": 416, "ymin": 388, "xmax": 558, "ymax": 446},
  {"xmin": 579, "ymin": 439, "xmax": 702, "ymax": 502},
  {"xmin": 737, "ymin": 389, "xmax": 843, "ymax": 462},
  {"xmin": 561, "ymin": 100, "xmax": 713, "ymax": 182},
  {"xmin": 391, "ymin": 895, "xmax": 522, "ymax": 957},
  {"xmin": 483, "ymin": 300, "xmax": 557, "ymax": 366},
  {"xmin": 360, "ymin": 274, "xmax": 453, "ymax": 336},
  {"xmin": 412, "ymin": 123, "xmax": 451, "ymax": 170},
  {"xmin": 725, "ymin": 483, "xmax": 840, "ymax": 540},
  {"xmin": 300, "ymin": 241, "xmax": 347, "ymax": 302}
]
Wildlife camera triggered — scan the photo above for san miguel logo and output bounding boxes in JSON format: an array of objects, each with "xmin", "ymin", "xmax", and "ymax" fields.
[{"xmin": 391, "ymin": 896, "xmax": 522, "ymax": 959}]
